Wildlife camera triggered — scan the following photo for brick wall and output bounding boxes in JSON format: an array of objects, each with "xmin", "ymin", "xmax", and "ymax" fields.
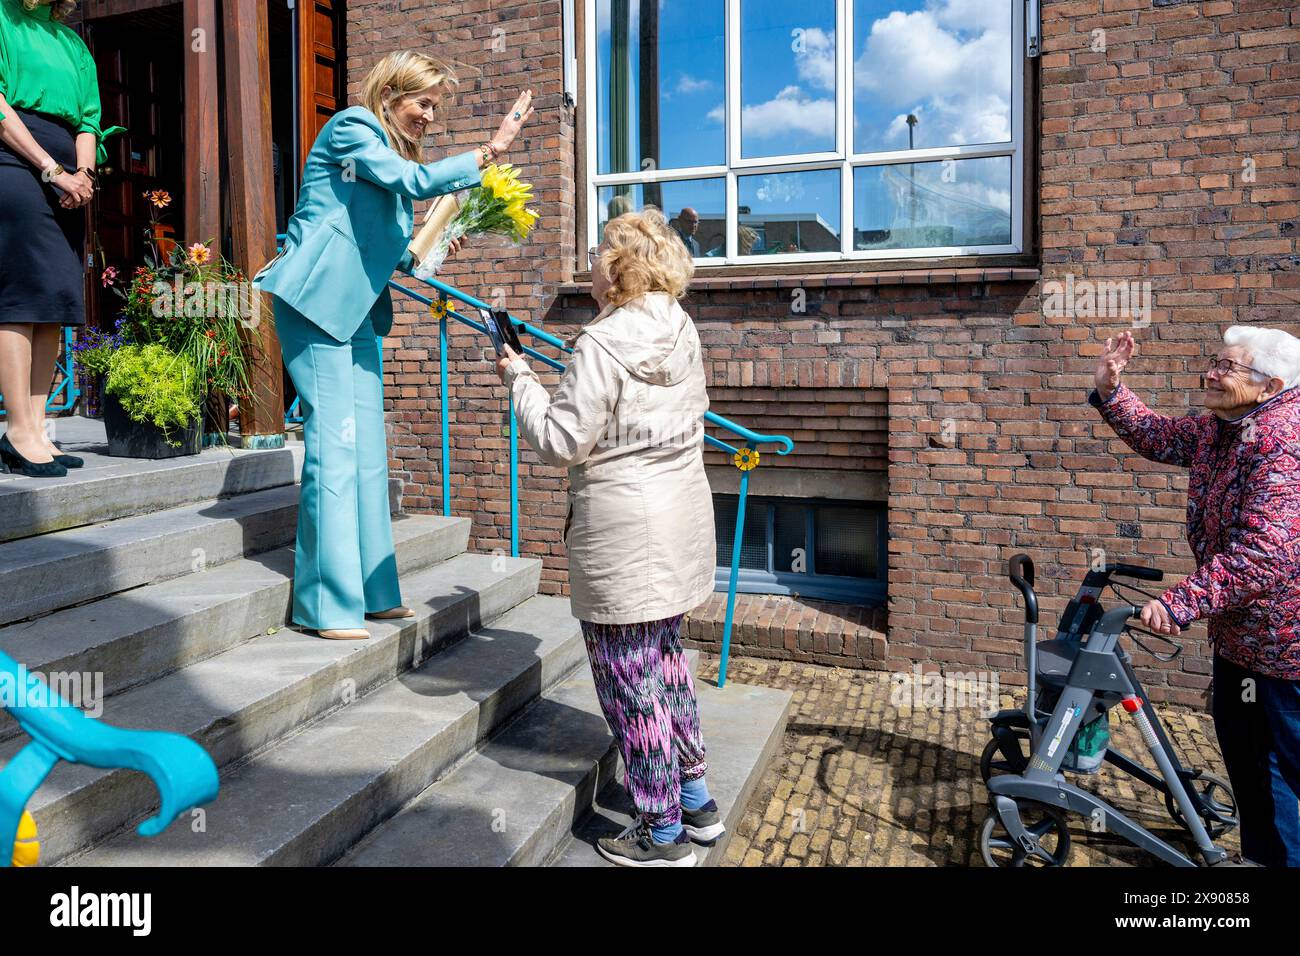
[
  {"xmin": 357, "ymin": 0, "xmax": 1300, "ymax": 697},
  {"xmin": 347, "ymin": 0, "xmax": 578, "ymax": 596},
  {"xmin": 886, "ymin": 0, "xmax": 1299, "ymax": 706}
]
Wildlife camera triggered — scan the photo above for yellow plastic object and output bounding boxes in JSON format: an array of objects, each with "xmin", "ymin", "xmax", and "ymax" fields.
[
  {"xmin": 12, "ymin": 812, "xmax": 38, "ymax": 867},
  {"xmin": 733, "ymin": 447, "xmax": 760, "ymax": 471}
]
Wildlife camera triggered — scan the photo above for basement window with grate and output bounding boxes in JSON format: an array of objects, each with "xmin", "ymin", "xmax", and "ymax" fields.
[{"xmin": 711, "ymin": 494, "xmax": 885, "ymax": 604}]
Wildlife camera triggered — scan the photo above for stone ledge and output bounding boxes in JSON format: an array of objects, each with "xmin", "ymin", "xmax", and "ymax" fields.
[
  {"xmin": 558, "ymin": 266, "xmax": 1041, "ymax": 297},
  {"xmin": 683, "ymin": 591, "xmax": 887, "ymax": 669}
]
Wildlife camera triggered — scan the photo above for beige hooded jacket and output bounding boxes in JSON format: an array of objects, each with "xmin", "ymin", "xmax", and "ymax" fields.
[{"xmin": 504, "ymin": 291, "xmax": 717, "ymax": 624}]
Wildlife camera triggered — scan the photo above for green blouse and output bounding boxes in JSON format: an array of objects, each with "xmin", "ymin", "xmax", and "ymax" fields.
[{"xmin": 0, "ymin": 0, "xmax": 122, "ymax": 164}]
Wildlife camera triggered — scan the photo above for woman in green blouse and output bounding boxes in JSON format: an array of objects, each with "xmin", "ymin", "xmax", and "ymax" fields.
[{"xmin": 0, "ymin": 0, "xmax": 109, "ymax": 477}]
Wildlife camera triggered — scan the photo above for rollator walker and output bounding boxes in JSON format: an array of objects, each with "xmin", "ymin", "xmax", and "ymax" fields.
[{"xmin": 978, "ymin": 554, "xmax": 1241, "ymax": 867}]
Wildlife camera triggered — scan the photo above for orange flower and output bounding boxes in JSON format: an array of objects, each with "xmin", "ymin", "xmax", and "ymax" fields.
[
  {"xmin": 187, "ymin": 242, "xmax": 212, "ymax": 265},
  {"xmin": 144, "ymin": 190, "xmax": 172, "ymax": 209}
]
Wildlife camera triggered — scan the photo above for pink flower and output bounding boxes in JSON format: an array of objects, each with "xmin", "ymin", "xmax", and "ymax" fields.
[
  {"xmin": 101, "ymin": 266, "xmax": 119, "ymax": 288},
  {"xmin": 187, "ymin": 243, "xmax": 212, "ymax": 265}
]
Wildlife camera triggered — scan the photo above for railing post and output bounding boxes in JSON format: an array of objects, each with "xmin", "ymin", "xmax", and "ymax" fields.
[
  {"xmin": 719, "ymin": 441, "xmax": 755, "ymax": 689},
  {"xmin": 438, "ymin": 296, "xmax": 451, "ymax": 517},
  {"xmin": 508, "ymin": 395, "xmax": 519, "ymax": 558}
]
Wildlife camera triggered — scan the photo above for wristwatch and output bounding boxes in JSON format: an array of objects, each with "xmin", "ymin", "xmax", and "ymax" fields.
[{"xmin": 77, "ymin": 166, "xmax": 98, "ymax": 184}]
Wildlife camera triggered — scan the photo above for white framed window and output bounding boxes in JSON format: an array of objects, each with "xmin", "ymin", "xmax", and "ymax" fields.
[{"xmin": 584, "ymin": 0, "xmax": 1025, "ymax": 265}]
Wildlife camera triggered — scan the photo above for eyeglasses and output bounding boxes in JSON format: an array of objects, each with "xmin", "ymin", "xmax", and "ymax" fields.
[
  {"xmin": 587, "ymin": 246, "xmax": 601, "ymax": 268},
  {"xmin": 1206, "ymin": 358, "xmax": 1263, "ymax": 378}
]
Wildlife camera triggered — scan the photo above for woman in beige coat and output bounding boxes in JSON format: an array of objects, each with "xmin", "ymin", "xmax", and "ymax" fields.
[{"xmin": 496, "ymin": 208, "xmax": 718, "ymax": 867}]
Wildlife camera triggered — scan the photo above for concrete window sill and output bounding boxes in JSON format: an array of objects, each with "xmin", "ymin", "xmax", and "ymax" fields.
[{"xmin": 558, "ymin": 265, "xmax": 1041, "ymax": 296}]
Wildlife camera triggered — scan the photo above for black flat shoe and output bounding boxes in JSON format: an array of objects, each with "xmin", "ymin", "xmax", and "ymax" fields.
[
  {"xmin": 52, "ymin": 449, "xmax": 84, "ymax": 468},
  {"xmin": 0, "ymin": 434, "xmax": 68, "ymax": 478}
]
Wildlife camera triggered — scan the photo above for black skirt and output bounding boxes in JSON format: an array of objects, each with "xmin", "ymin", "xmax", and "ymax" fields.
[{"xmin": 0, "ymin": 109, "xmax": 87, "ymax": 326}]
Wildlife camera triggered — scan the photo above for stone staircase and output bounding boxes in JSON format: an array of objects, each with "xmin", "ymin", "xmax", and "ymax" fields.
[{"xmin": 0, "ymin": 419, "xmax": 791, "ymax": 867}]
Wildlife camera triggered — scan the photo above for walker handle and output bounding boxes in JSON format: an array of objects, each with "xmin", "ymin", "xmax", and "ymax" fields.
[
  {"xmin": 1108, "ymin": 563, "xmax": 1164, "ymax": 583},
  {"xmin": 1008, "ymin": 554, "xmax": 1038, "ymax": 624}
]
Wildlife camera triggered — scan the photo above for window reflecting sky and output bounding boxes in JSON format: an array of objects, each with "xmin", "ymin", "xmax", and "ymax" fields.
[
  {"xmin": 738, "ymin": 169, "xmax": 841, "ymax": 254},
  {"xmin": 597, "ymin": 179, "xmax": 727, "ymax": 256},
  {"xmin": 739, "ymin": 0, "xmax": 837, "ymax": 159},
  {"xmin": 853, "ymin": 0, "xmax": 1012, "ymax": 153},
  {"xmin": 853, "ymin": 156, "xmax": 1011, "ymax": 250},
  {"xmin": 596, "ymin": 0, "xmax": 726, "ymax": 174},
  {"xmin": 595, "ymin": 0, "xmax": 1015, "ymax": 252}
]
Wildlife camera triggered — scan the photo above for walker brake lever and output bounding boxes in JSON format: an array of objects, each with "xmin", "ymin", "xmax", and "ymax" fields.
[{"xmin": 1125, "ymin": 626, "xmax": 1183, "ymax": 663}]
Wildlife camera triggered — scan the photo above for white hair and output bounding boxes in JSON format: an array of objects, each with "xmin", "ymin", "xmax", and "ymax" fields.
[{"xmin": 1223, "ymin": 325, "xmax": 1300, "ymax": 389}]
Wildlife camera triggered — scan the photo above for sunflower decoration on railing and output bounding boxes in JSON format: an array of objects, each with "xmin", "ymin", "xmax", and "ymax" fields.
[
  {"xmin": 10, "ymin": 811, "xmax": 38, "ymax": 867},
  {"xmin": 428, "ymin": 297, "xmax": 451, "ymax": 321},
  {"xmin": 414, "ymin": 163, "xmax": 539, "ymax": 278},
  {"xmin": 733, "ymin": 446, "xmax": 760, "ymax": 471}
]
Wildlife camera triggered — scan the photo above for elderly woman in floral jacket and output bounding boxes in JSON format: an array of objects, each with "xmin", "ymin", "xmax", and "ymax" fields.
[{"xmin": 1092, "ymin": 326, "xmax": 1300, "ymax": 866}]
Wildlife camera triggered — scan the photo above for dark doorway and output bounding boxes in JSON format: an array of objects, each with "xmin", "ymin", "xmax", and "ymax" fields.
[{"xmin": 83, "ymin": 6, "xmax": 185, "ymax": 335}]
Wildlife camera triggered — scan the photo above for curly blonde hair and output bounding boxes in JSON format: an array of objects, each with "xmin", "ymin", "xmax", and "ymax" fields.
[{"xmin": 596, "ymin": 207, "xmax": 695, "ymax": 308}]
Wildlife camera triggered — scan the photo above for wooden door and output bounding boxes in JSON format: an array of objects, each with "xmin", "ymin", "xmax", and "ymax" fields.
[
  {"xmin": 83, "ymin": 8, "xmax": 185, "ymax": 333},
  {"xmin": 298, "ymin": 0, "xmax": 344, "ymax": 170}
]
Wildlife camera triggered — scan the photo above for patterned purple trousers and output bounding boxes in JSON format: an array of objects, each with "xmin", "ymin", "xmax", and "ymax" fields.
[{"xmin": 579, "ymin": 613, "xmax": 708, "ymax": 829}]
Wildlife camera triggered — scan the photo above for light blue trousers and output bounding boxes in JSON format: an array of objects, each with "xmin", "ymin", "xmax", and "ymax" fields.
[{"xmin": 274, "ymin": 297, "xmax": 401, "ymax": 630}]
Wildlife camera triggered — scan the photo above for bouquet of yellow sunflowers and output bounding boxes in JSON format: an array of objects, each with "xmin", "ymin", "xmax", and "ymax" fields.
[{"xmin": 412, "ymin": 163, "xmax": 539, "ymax": 278}]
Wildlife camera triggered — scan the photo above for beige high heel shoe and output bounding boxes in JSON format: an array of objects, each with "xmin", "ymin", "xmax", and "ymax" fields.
[
  {"xmin": 317, "ymin": 628, "xmax": 370, "ymax": 640},
  {"xmin": 368, "ymin": 606, "xmax": 415, "ymax": 620}
]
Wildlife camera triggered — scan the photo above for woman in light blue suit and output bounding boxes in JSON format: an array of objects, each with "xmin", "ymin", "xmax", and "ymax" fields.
[{"xmin": 255, "ymin": 51, "xmax": 534, "ymax": 639}]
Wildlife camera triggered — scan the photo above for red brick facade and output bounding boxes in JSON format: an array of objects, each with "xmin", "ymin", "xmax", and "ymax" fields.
[{"xmin": 357, "ymin": 0, "xmax": 1300, "ymax": 703}]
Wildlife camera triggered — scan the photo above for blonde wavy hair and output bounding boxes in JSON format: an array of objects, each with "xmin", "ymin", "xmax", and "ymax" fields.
[
  {"xmin": 596, "ymin": 207, "xmax": 695, "ymax": 308},
  {"xmin": 23, "ymin": 0, "xmax": 78, "ymax": 20},
  {"xmin": 360, "ymin": 51, "xmax": 459, "ymax": 162}
]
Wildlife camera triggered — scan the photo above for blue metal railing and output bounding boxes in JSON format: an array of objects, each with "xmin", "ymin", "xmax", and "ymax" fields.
[
  {"xmin": 385, "ymin": 272, "xmax": 794, "ymax": 688},
  {"xmin": 0, "ymin": 648, "xmax": 219, "ymax": 866},
  {"xmin": 273, "ymin": 231, "xmax": 793, "ymax": 685},
  {"xmin": 0, "ymin": 327, "xmax": 80, "ymax": 417}
]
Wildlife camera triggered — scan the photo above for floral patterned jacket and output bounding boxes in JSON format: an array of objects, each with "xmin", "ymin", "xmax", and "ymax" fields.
[{"xmin": 1090, "ymin": 383, "xmax": 1300, "ymax": 679}]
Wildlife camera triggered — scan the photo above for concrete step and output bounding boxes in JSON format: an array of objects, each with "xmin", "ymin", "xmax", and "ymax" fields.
[
  {"xmin": 0, "ymin": 483, "xmax": 306, "ymax": 628},
  {"xmin": 64, "ymin": 593, "xmax": 581, "ymax": 867},
  {"xmin": 0, "ymin": 514, "xmax": 470, "ymax": 738},
  {"xmin": 29, "ymin": 550, "xmax": 541, "ymax": 865},
  {"xmin": 546, "ymin": 678, "xmax": 792, "ymax": 867},
  {"xmin": 0, "ymin": 439, "xmax": 304, "ymax": 544},
  {"xmin": 337, "ymin": 651, "xmax": 699, "ymax": 867}
]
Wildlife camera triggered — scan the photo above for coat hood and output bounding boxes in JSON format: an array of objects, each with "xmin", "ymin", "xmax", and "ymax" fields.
[{"xmin": 571, "ymin": 292, "xmax": 699, "ymax": 386}]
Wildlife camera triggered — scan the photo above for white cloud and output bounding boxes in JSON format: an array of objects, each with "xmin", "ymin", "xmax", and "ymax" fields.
[
  {"xmin": 675, "ymin": 74, "xmax": 716, "ymax": 95},
  {"xmin": 754, "ymin": 174, "xmax": 806, "ymax": 204},
  {"xmin": 795, "ymin": 26, "xmax": 836, "ymax": 92},
  {"xmin": 854, "ymin": 1, "xmax": 1011, "ymax": 149},
  {"xmin": 721, "ymin": 85, "xmax": 835, "ymax": 141}
]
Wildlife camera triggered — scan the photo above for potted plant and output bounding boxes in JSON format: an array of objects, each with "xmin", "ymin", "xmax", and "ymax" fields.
[
  {"xmin": 103, "ymin": 344, "xmax": 202, "ymax": 458},
  {"xmin": 70, "ymin": 317, "xmax": 126, "ymax": 418},
  {"xmin": 107, "ymin": 189, "xmax": 254, "ymax": 444}
]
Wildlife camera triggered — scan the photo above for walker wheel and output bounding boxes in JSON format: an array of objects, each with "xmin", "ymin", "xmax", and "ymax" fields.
[
  {"xmin": 1166, "ymin": 771, "xmax": 1238, "ymax": 839},
  {"xmin": 979, "ymin": 733, "xmax": 1029, "ymax": 783},
  {"xmin": 980, "ymin": 801, "xmax": 1072, "ymax": 868}
]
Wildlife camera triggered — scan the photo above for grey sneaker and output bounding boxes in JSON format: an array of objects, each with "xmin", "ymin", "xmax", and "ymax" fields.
[
  {"xmin": 681, "ymin": 800, "xmax": 726, "ymax": 844},
  {"xmin": 596, "ymin": 817, "xmax": 697, "ymax": 867}
]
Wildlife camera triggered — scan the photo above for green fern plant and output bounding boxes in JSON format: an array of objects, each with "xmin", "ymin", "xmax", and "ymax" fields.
[{"xmin": 105, "ymin": 344, "xmax": 202, "ymax": 447}]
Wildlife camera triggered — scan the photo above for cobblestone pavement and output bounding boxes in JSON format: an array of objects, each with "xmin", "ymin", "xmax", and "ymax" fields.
[{"xmin": 700, "ymin": 656, "xmax": 1239, "ymax": 867}]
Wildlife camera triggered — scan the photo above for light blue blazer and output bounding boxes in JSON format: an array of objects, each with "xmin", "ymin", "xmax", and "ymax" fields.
[{"xmin": 254, "ymin": 106, "xmax": 482, "ymax": 342}]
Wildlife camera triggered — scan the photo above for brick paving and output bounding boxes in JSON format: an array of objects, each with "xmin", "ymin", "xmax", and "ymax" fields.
[{"xmin": 703, "ymin": 655, "xmax": 1239, "ymax": 867}]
